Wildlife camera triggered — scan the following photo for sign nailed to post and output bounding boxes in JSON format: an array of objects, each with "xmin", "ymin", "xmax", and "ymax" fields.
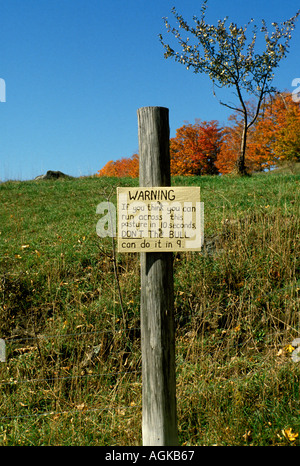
[
  {"xmin": 117, "ymin": 186, "xmax": 204, "ymax": 252},
  {"xmin": 96, "ymin": 107, "xmax": 203, "ymax": 445}
]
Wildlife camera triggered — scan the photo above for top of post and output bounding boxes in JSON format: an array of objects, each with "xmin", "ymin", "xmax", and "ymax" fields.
[
  {"xmin": 137, "ymin": 106, "xmax": 170, "ymax": 187},
  {"xmin": 137, "ymin": 106, "xmax": 169, "ymax": 112}
]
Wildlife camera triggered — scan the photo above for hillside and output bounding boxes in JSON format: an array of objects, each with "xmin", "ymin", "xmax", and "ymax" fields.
[{"xmin": 0, "ymin": 172, "xmax": 299, "ymax": 445}]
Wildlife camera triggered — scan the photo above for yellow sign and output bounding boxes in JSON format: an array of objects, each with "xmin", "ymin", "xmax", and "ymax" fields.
[{"xmin": 117, "ymin": 187, "xmax": 204, "ymax": 252}]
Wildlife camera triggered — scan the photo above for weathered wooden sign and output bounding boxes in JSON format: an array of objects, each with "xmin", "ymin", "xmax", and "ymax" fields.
[{"xmin": 117, "ymin": 186, "xmax": 204, "ymax": 252}]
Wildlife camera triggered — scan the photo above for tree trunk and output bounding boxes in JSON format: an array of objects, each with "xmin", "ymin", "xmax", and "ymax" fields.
[{"xmin": 235, "ymin": 120, "xmax": 248, "ymax": 176}]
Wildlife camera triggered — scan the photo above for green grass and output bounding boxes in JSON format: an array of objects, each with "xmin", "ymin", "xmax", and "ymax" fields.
[{"xmin": 0, "ymin": 172, "xmax": 299, "ymax": 445}]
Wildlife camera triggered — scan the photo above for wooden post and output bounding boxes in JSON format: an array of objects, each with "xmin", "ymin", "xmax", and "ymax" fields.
[{"xmin": 137, "ymin": 106, "xmax": 178, "ymax": 446}]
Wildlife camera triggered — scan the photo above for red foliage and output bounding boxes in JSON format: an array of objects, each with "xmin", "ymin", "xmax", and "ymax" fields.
[
  {"xmin": 96, "ymin": 93, "xmax": 300, "ymax": 177},
  {"xmin": 96, "ymin": 153, "xmax": 139, "ymax": 178},
  {"xmin": 170, "ymin": 120, "xmax": 222, "ymax": 175},
  {"xmin": 252, "ymin": 92, "xmax": 300, "ymax": 166},
  {"xmin": 216, "ymin": 92, "xmax": 300, "ymax": 174}
]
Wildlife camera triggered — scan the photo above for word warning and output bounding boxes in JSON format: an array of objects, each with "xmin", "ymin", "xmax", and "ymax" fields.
[{"xmin": 117, "ymin": 187, "xmax": 204, "ymax": 252}]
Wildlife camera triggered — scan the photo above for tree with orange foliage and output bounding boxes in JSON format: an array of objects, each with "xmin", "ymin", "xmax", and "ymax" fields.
[
  {"xmin": 216, "ymin": 92, "xmax": 300, "ymax": 174},
  {"xmin": 97, "ymin": 160, "xmax": 117, "ymax": 177},
  {"xmin": 264, "ymin": 92, "xmax": 300, "ymax": 164},
  {"xmin": 97, "ymin": 153, "xmax": 139, "ymax": 178},
  {"xmin": 170, "ymin": 120, "xmax": 222, "ymax": 175},
  {"xmin": 215, "ymin": 119, "xmax": 243, "ymax": 175},
  {"xmin": 216, "ymin": 104, "xmax": 268, "ymax": 174},
  {"xmin": 97, "ymin": 94, "xmax": 299, "ymax": 177}
]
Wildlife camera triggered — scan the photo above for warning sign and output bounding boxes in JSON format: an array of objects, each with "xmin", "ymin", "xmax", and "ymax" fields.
[{"xmin": 117, "ymin": 187, "xmax": 204, "ymax": 252}]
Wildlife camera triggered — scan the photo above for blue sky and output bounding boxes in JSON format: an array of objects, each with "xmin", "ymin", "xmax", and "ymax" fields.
[{"xmin": 1, "ymin": 0, "xmax": 299, "ymax": 181}]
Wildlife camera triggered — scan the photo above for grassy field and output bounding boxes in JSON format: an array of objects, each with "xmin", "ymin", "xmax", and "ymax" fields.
[{"xmin": 0, "ymin": 170, "xmax": 299, "ymax": 446}]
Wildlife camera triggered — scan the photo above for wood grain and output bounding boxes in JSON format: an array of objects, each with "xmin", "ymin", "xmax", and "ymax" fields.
[{"xmin": 138, "ymin": 106, "xmax": 178, "ymax": 446}]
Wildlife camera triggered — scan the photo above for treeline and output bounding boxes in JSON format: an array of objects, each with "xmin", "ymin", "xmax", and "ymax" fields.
[{"xmin": 96, "ymin": 92, "xmax": 300, "ymax": 177}]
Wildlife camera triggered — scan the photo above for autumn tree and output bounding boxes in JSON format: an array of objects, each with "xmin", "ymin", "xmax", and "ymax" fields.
[
  {"xmin": 159, "ymin": 0, "xmax": 300, "ymax": 175},
  {"xmin": 216, "ymin": 91, "xmax": 300, "ymax": 174},
  {"xmin": 270, "ymin": 93, "xmax": 300, "ymax": 165},
  {"xmin": 216, "ymin": 101, "xmax": 270, "ymax": 174},
  {"xmin": 170, "ymin": 120, "xmax": 222, "ymax": 175},
  {"xmin": 215, "ymin": 116, "xmax": 245, "ymax": 175},
  {"xmin": 97, "ymin": 153, "xmax": 139, "ymax": 178},
  {"xmin": 97, "ymin": 160, "xmax": 117, "ymax": 177}
]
